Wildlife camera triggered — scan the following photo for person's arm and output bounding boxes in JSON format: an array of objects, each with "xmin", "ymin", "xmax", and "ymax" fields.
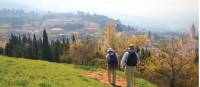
[
  {"xmin": 105, "ymin": 54, "xmax": 109, "ymax": 66},
  {"xmin": 115, "ymin": 53, "xmax": 119, "ymax": 67},
  {"xmin": 136, "ymin": 53, "xmax": 140, "ymax": 65},
  {"xmin": 121, "ymin": 52, "xmax": 128, "ymax": 69}
]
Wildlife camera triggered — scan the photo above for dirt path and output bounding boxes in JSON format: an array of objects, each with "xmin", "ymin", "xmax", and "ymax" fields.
[{"xmin": 87, "ymin": 71, "xmax": 139, "ymax": 87}]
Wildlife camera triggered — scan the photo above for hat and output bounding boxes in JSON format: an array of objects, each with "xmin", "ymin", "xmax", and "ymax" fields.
[
  {"xmin": 107, "ymin": 48, "xmax": 114, "ymax": 52},
  {"xmin": 128, "ymin": 44, "xmax": 134, "ymax": 50}
]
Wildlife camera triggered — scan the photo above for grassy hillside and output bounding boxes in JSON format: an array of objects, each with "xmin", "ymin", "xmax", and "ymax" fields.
[
  {"xmin": 0, "ymin": 55, "xmax": 156, "ymax": 87},
  {"xmin": 0, "ymin": 56, "xmax": 108, "ymax": 87}
]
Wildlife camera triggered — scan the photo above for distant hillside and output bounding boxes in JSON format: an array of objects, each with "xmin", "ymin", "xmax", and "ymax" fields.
[{"xmin": 0, "ymin": 9, "xmax": 133, "ymax": 32}]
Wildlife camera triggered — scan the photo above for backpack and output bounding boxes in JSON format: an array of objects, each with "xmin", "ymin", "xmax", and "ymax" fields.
[
  {"xmin": 126, "ymin": 51, "xmax": 138, "ymax": 66},
  {"xmin": 108, "ymin": 53, "xmax": 118, "ymax": 68}
]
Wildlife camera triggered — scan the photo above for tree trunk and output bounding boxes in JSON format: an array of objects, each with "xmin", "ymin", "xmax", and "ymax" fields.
[{"xmin": 171, "ymin": 71, "xmax": 176, "ymax": 87}]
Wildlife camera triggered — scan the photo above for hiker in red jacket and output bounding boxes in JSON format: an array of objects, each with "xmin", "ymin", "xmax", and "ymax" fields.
[{"xmin": 106, "ymin": 48, "xmax": 118, "ymax": 86}]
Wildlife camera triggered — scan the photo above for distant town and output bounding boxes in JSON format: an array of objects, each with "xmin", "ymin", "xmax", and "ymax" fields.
[{"xmin": 0, "ymin": 9, "xmax": 198, "ymax": 50}]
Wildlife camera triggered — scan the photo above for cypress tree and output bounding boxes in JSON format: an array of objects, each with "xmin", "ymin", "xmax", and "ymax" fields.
[
  {"xmin": 5, "ymin": 43, "xmax": 11, "ymax": 56},
  {"xmin": 33, "ymin": 34, "xmax": 38, "ymax": 59},
  {"xmin": 42, "ymin": 29, "xmax": 52, "ymax": 61},
  {"xmin": 17, "ymin": 34, "xmax": 22, "ymax": 57},
  {"xmin": 37, "ymin": 38, "xmax": 43, "ymax": 59},
  {"xmin": 22, "ymin": 35, "xmax": 28, "ymax": 58},
  {"xmin": 135, "ymin": 46, "xmax": 140, "ymax": 53},
  {"xmin": 54, "ymin": 39, "xmax": 60, "ymax": 62},
  {"xmin": 12, "ymin": 34, "xmax": 19, "ymax": 57},
  {"xmin": 62, "ymin": 38, "xmax": 65, "ymax": 45},
  {"xmin": 61, "ymin": 38, "xmax": 65, "ymax": 54},
  {"xmin": 27, "ymin": 35, "xmax": 33, "ymax": 59},
  {"xmin": 72, "ymin": 34, "xmax": 76, "ymax": 42},
  {"xmin": 66, "ymin": 37, "xmax": 69, "ymax": 50},
  {"xmin": 0, "ymin": 47, "xmax": 3, "ymax": 55},
  {"xmin": 28, "ymin": 45, "xmax": 33, "ymax": 59},
  {"xmin": 140, "ymin": 48, "xmax": 145, "ymax": 59},
  {"xmin": 22, "ymin": 35, "xmax": 27, "ymax": 46},
  {"xmin": 8, "ymin": 34, "xmax": 15, "ymax": 56}
]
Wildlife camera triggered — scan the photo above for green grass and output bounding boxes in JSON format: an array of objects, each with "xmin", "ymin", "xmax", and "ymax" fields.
[
  {"xmin": 0, "ymin": 55, "xmax": 156, "ymax": 87},
  {"xmin": 0, "ymin": 55, "xmax": 109, "ymax": 87}
]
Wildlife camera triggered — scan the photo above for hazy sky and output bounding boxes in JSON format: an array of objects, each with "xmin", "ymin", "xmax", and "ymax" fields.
[{"xmin": 0, "ymin": 0, "xmax": 198, "ymax": 31}]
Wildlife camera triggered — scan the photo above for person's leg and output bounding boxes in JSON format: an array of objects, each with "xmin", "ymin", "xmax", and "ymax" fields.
[
  {"xmin": 132, "ymin": 67, "xmax": 136, "ymax": 87},
  {"xmin": 108, "ymin": 68, "xmax": 111, "ymax": 83},
  {"xmin": 130, "ymin": 67, "xmax": 135, "ymax": 87},
  {"xmin": 125, "ymin": 66, "xmax": 132, "ymax": 87},
  {"xmin": 112, "ymin": 69, "xmax": 116, "ymax": 85}
]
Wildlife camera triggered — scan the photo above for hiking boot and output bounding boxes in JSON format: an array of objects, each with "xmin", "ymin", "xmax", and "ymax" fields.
[{"xmin": 111, "ymin": 83, "xmax": 115, "ymax": 86}]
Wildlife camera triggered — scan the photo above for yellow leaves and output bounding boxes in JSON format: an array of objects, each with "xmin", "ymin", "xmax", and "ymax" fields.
[
  {"xmin": 105, "ymin": 20, "xmax": 117, "ymax": 49},
  {"xmin": 127, "ymin": 35, "xmax": 149, "ymax": 47}
]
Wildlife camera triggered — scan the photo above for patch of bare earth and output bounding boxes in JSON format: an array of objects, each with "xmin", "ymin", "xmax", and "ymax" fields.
[{"xmin": 87, "ymin": 71, "xmax": 139, "ymax": 87}]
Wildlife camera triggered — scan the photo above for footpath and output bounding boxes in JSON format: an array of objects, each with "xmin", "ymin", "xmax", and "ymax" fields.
[{"xmin": 87, "ymin": 71, "xmax": 139, "ymax": 87}]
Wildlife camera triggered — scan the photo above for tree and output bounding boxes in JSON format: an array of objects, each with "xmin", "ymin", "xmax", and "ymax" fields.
[
  {"xmin": 148, "ymin": 30, "xmax": 152, "ymax": 40},
  {"xmin": 191, "ymin": 24, "xmax": 196, "ymax": 39},
  {"xmin": 62, "ymin": 38, "xmax": 65, "ymax": 45},
  {"xmin": 128, "ymin": 35, "xmax": 148, "ymax": 47},
  {"xmin": 54, "ymin": 39, "xmax": 60, "ymax": 62},
  {"xmin": 0, "ymin": 47, "xmax": 3, "ymax": 54},
  {"xmin": 42, "ymin": 29, "xmax": 52, "ymax": 61},
  {"xmin": 28, "ymin": 44, "xmax": 33, "ymax": 59},
  {"xmin": 61, "ymin": 37, "xmax": 97, "ymax": 65},
  {"xmin": 150, "ymin": 38, "xmax": 197, "ymax": 87},
  {"xmin": 32, "ymin": 34, "xmax": 38, "ymax": 59},
  {"xmin": 17, "ymin": 34, "xmax": 22, "ymax": 57},
  {"xmin": 106, "ymin": 20, "xmax": 117, "ymax": 49},
  {"xmin": 37, "ymin": 38, "xmax": 43, "ymax": 59},
  {"xmin": 22, "ymin": 34, "xmax": 28, "ymax": 57},
  {"xmin": 27, "ymin": 35, "xmax": 33, "ymax": 58},
  {"xmin": 5, "ymin": 43, "xmax": 12, "ymax": 56},
  {"xmin": 72, "ymin": 34, "xmax": 76, "ymax": 42},
  {"xmin": 140, "ymin": 48, "xmax": 145, "ymax": 59},
  {"xmin": 66, "ymin": 37, "xmax": 70, "ymax": 50}
]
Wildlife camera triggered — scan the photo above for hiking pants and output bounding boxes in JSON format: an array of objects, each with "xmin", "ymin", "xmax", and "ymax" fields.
[
  {"xmin": 125, "ymin": 66, "xmax": 136, "ymax": 87},
  {"xmin": 108, "ymin": 69, "xmax": 116, "ymax": 84}
]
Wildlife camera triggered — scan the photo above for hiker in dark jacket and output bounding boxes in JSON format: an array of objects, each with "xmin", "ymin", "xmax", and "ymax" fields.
[
  {"xmin": 121, "ymin": 44, "xmax": 140, "ymax": 87},
  {"xmin": 106, "ymin": 48, "xmax": 118, "ymax": 86}
]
